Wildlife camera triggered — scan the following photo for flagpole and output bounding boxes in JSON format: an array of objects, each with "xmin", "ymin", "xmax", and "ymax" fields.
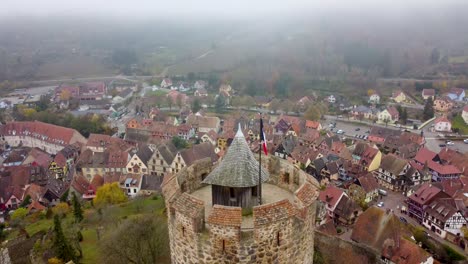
[{"xmin": 258, "ymin": 114, "xmax": 262, "ymax": 206}]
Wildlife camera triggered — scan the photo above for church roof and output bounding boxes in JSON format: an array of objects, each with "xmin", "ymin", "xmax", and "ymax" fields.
[{"xmin": 202, "ymin": 125, "xmax": 269, "ymax": 187}]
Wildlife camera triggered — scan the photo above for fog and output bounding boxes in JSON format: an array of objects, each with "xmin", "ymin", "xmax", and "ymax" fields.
[{"xmin": 3, "ymin": 0, "xmax": 468, "ymax": 19}]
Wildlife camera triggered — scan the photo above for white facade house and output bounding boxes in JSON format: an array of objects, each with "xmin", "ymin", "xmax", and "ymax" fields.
[
  {"xmin": 161, "ymin": 78, "xmax": 173, "ymax": 88},
  {"xmin": 368, "ymin": 93, "xmax": 380, "ymax": 104},
  {"xmin": 434, "ymin": 116, "xmax": 452, "ymax": 132},
  {"xmin": 422, "ymin": 199, "xmax": 467, "ymax": 239},
  {"xmin": 462, "ymin": 105, "xmax": 468, "ymax": 124},
  {"xmin": 120, "ymin": 175, "xmax": 143, "ymax": 197},
  {"xmin": 327, "ymin": 95, "xmax": 336, "ymax": 103}
]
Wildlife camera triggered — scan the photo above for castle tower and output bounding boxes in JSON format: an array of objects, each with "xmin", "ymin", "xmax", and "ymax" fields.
[
  {"xmin": 162, "ymin": 126, "xmax": 319, "ymax": 264},
  {"xmin": 202, "ymin": 127, "xmax": 268, "ymax": 209}
]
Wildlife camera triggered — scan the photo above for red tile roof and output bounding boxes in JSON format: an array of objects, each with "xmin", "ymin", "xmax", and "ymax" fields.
[
  {"xmin": 422, "ymin": 89, "xmax": 435, "ymax": 96},
  {"xmin": 409, "ymin": 183, "xmax": 443, "ymax": 205},
  {"xmin": 305, "ymin": 120, "xmax": 320, "ymax": 129},
  {"xmin": 434, "ymin": 116, "xmax": 451, "ymax": 125},
  {"xmin": 0, "ymin": 121, "xmax": 84, "ymax": 146},
  {"xmin": 414, "ymin": 147, "xmax": 437, "ymax": 164},
  {"xmin": 318, "ymin": 186, "xmax": 344, "ymax": 209}
]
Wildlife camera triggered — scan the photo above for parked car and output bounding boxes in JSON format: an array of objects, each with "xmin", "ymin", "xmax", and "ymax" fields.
[
  {"xmin": 377, "ymin": 202, "xmax": 384, "ymax": 207},
  {"xmin": 355, "ymin": 128, "xmax": 361, "ymax": 131},
  {"xmin": 399, "ymin": 216, "xmax": 408, "ymax": 224},
  {"xmin": 439, "ymin": 144, "xmax": 446, "ymax": 147},
  {"xmin": 378, "ymin": 189, "xmax": 387, "ymax": 196},
  {"xmin": 365, "ymin": 130, "xmax": 370, "ymax": 134},
  {"xmin": 336, "ymin": 130, "xmax": 344, "ymax": 134},
  {"xmin": 464, "ymin": 139, "xmax": 468, "ymax": 144},
  {"xmin": 446, "ymin": 141, "xmax": 455, "ymax": 146}
]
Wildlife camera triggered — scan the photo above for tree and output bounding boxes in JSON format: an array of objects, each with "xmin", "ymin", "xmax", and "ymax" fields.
[
  {"xmin": 423, "ymin": 97, "xmax": 435, "ymax": 121},
  {"xmin": 11, "ymin": 207, "xmax": 28, "ymax": 221},
  {"xmin": 53, "ymin": 202, "xmax": 70, "ymax": 217},
  {"xmin": 0, "ymin": 223, "xmax": 6, "ymax": 241},
  {"xmin": 401, "ymin": 108, "xmax": 408, "ymax": 125},
  {"xmin": 215, "ymin": 95, "xmax": 225, "ymax": 113},
  {"xmin": 304, "ymin": 105, "xmax": 321, "ymax": 121},
  {"xmin": 72, "ymin": 193, "xmax": 83, "ymax": 223},
  {"xmin": 172, "ymin": 136, "xmax": 188, "ymax": 150},
  {"xmin": 154, "ymin": 95, "xmax": 163, "ymax": 109},
  {"xmin": 269, "ymin": 99, "xmax": 281, "ymax": 113},
  {"xmin": 167, "ymin": 97, "xmax": 173, "ymax": 110},
  {"xmin": 60, "ymin": 189, "xmax": 69, "ymax": 202},
  {"xmin": 191, "ymin": 98, "xmax": 201, "ymax": 113},
  {"xmin": 60, "ymin": 89, "xmax": 72, "ymax": 101},
  {"xmin": 53, "ymin": 215, "xmax": 76, "ymax": 262},
  {"xmin": 176, "ymin": 94, "xmax": 183, "ymax": 109},
  {"xmin": 19, "ymin": 195, "xmax": 31, "ymax": 208},
  {"xmin": 94, "ymin": 183, "xmax": 128, "ymax": 207},
  {"xmin": 245, "ymin": 80, "xmax": 257, "ymax": 97},
  {"xmin": 274, "ymin": 73, "xmax": 291, "ymax": 97},
  {"xmin": 99, "ymin": 215, "xmax": 169, "ymax": 264}
]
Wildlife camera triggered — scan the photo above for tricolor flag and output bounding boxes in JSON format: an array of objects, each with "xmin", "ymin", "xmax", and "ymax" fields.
[{"xmin": 260, "ymin": 118, "xmax": 268, "ymax": 155}]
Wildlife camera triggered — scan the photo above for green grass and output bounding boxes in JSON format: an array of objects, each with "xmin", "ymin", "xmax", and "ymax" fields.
[
  {"xmin": 147, "ymin": 90, "xmax": 168, "ymax": 97},
  {"xmin": 25, "ymin": 218, "xmax": 53, "ymax": 236},
  {"xmin": 81, "ymin": 228, "xmax": 99, "ymax": 264},
  {"xmin": 6, "ymin": 196, "xmax": 167, "ymax": 262},
  {"xmin": 452, "ymin": 115, "xmax": 468, "ymax": 135}
]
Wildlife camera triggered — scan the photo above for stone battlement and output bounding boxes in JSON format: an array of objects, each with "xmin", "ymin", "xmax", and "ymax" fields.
[{"xmin": 162, "ymin": 156, "xmax": 319, "ymax": 264}]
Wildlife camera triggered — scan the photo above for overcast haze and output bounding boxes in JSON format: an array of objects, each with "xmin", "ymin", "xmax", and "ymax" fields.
[{"xmin": 4, "ymin": 0, "xmax": 468, "ymax": 18}]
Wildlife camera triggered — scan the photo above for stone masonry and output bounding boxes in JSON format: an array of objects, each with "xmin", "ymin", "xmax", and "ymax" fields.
[{"xmin": 162, "ymin": 156, "xmax": 319, "ymax": 264}]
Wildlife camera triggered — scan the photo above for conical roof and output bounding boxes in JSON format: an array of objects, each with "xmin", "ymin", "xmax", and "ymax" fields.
[{"xmin": 202, "ymin": 125, "xmax": 269, "ymax": 187}]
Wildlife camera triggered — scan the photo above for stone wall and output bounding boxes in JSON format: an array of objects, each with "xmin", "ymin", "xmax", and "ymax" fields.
[
  {"xmin": 314, "ymin": 231, "xmax": 381, "ymax": 264},
  {"xmin": 162, "ymin": 156, "xmax": 319, "ymax": 264}
]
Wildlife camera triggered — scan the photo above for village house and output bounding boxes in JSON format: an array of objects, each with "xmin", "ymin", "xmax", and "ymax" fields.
[
  {"xmin": 148, "ymin": 141, "xmax": 177, "ymax": 177},
  {"xmin": 422, "ymin": 89, "xmax": 435, "ymax": 100},
  {"xmin": 274, "ymin": 135, "xmax": 297, "ymax": 159},
  {"xmin": 368, "ymin": 126, "xmax": 402, "ymax": 146},
  {"xmin": 408, "ymin": 183, "xmax": 450, "ymax": 223},
  {"xmin": 391, "ymin": 90, "xmax": 409, "ymax": 103},
  {"xmin": 120, "ymin": 174, "xmax": 143, "ymax": 197},
  {"xmin": 166, "ymin": 90, "xmax": 188, "ymax": 105},
  {"xmin": 318, "ymin": 186, "xmax": 347, "ymax": 219},
  {"xmin": 462, "ymin": 105, "xmax": 468, "ymax": 124},
  {"xmin": 86, "ymin": 133, "xmax": 132, "ymax": 153},
  {"xmin": 422, "ymin": 198, "xmax": 467, "ymax": 239},
  {"xmin": 333, "ymin": 195, "xmax": 361, "ymax": 225},
  {"xmin": 126, "ymin": 145, "xmax": 153, "ymax": 175},
  {"xmin": 351, "ymin": 142, "xmax": 382, "ymax": 172},
  {"xmin": 327, "ymin": 95, "xmax": 336, "ymax": 103},
  {"xmin": 161, "ymin": 78, "xmax": 173, "ymax": 88},
  {"xmin": 305, "ymin": 120, "xmax": 322, "ymax": 130},
  {"xmin": 433, "ymin": 96, "xmax": 454, "ymax": 112},
  {"xmin": 297, "ymin": 96, "xmax": 312, "ymax": 110},
  {"xmin": 194, "ymin": 80, "xmax": 207, "ymax": 90},
  {"xmin": 414, "ymin": 148, "xmax": 462, "ymax": 182},
  {"xmin": 0, "ymin": 121, "xmax": 87, "ymax": 155},
  {"xmin": 374, "ymin": 154, "xmax": 421, "ymax": 192},
  {"xmin": 186, "ymin": 113, "xmax": 221, "ymax": 133},
  {"xmin": 433, "ymin": 116, "xmax": 452, "ymax": 132},
  {"xmin": 194, "ymin": 87, "xmax": 208, "ymax": 97},
  {"xmin": 112, "ymin": 88, "xmax": 133, "ymax": 104},
  {"xmin": 447, "ymin": 87, "xmax": 465, "ymax": 101},
  {"xmin": 377, "ymin": 106, "xmax": 399, "ymax": 124},
  {"xmin": 219, "ymin": 84, "xmax": 233, "ymax": 96},
  {"xmin": 368, "ymin": 93, "xmax": 380, "ymax": 104},
  {"xmin": 348, "ymin": 173, "xmax": 380, "ymax": 204},
  {"xmin": 170, "ymin": 142, "xmax": 218, "ymax": 174},
  {"xmin": 200, "ymin": 130, "xmax": 218, "ymax": 146},
  {"xmin": 350, "ymin": 105, "xmax": 376, "ymax": 120}
]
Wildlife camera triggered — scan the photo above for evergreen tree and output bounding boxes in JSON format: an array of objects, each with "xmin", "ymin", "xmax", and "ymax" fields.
[
  {"xmin": 72, "ymin": 192, "xmax": 83, "ymax": 223},
  {"xmin": 53, "ymin": 215, "xmax": 76, "ymax": 262},
  {"xmin": 401, "ymin": 108, "xmax": 408, "ymax": 125},
  {"xmin": 423, "ymin": 97, "xmax": 434, "ymax": 121}
]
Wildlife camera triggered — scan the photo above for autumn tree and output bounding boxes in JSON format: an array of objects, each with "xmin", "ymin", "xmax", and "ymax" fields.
[
  {"xmin": 53, "ymin": 202, "xmax": 70, "ymax": 217},
  {"xmin": 99, "ymin": 215, "xmax": 169, "ymax": 264},
  {"xmin": 176, "ymin": 94, "xmax": 183, "ymax": 109},
  {"xmin": 94, "ymin": 183, "xmax": 128, "ymax": 206},
  {"xmin": 60, "ymin": 89, "xmax": 72, "ymax": 101},
  {"xmin": 304, "ymin": 105, "xmax": 321, "ymax": 121},
  {"xmin": 269, "ymin": 99, "xmax": 281, "ymax": 113}
]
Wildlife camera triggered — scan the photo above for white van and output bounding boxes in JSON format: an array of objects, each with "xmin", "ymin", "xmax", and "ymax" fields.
[{"xmin": 378, "ymin": 189, "xmax": 387, "ymax": 196}]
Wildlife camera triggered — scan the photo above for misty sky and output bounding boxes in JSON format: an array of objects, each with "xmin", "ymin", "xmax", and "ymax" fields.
[{"xmin": 3, "ymin": 0, "xmax": 468, "ymax": 19}]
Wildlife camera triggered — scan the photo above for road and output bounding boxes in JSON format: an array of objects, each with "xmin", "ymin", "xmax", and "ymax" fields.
[{"xmin": 323, "ymin": 116, "xmax": 468, "ymax": 153}]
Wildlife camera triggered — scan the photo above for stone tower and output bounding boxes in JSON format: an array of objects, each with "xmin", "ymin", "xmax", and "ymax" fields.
[{"xmin": 162, "ymin": 126, "xmax": 319, "ymax": 264}]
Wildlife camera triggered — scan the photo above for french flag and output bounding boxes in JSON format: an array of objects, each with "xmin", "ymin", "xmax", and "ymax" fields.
[{"xmin": 260, "ymin": 118, "xmax": 268, "ymax": 156}]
